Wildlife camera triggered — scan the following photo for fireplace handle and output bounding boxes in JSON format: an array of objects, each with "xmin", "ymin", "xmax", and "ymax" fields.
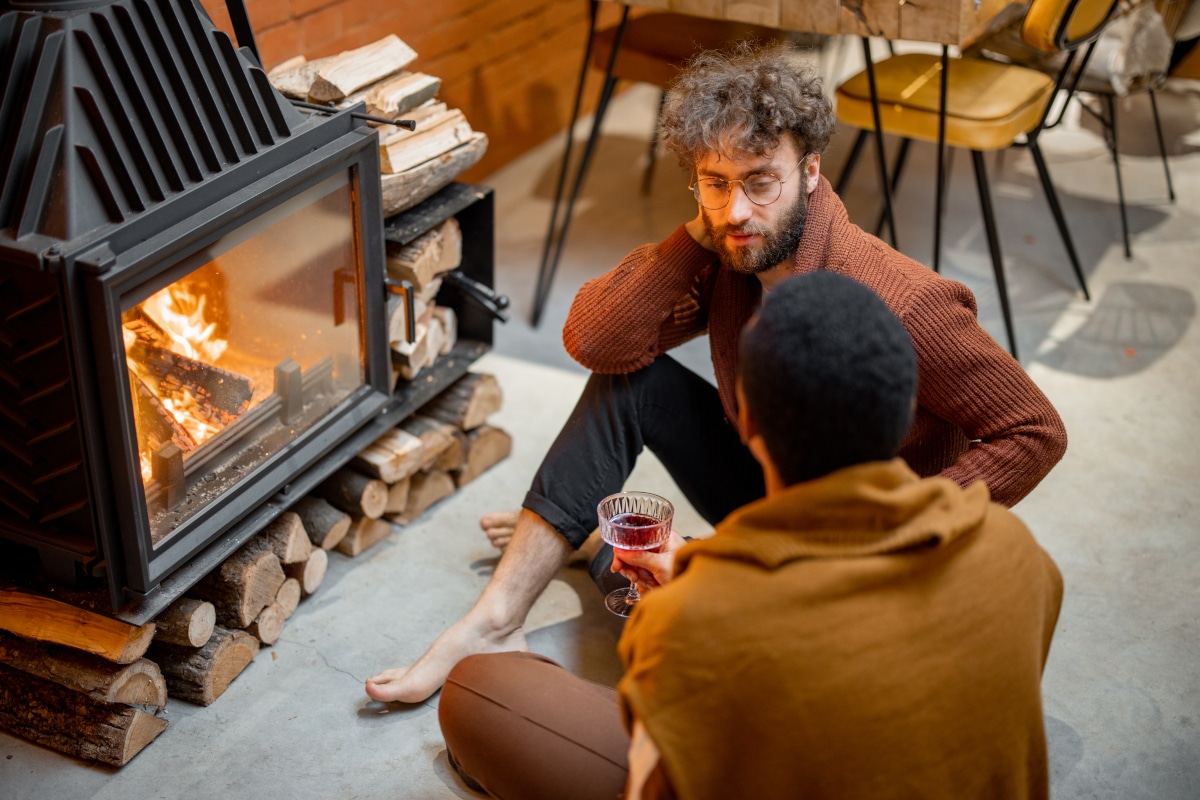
[
  {"xmin": 289, "ymin": 100, "xmax": 417, "ymax": 130},
  {"xmin": 442, "ymin": 270, "xmax": 510, "ymax": 324}
]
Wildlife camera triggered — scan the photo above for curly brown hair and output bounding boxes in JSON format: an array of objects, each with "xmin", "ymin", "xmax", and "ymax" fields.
[{"xmin": 659, "ymin": 42, "xmax": 835, "ymax": 166}]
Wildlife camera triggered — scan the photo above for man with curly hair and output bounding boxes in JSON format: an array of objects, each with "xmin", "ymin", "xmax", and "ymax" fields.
[{"xmin": 366, "ymin": 44, "xmax": 1067, "ymax": 706}]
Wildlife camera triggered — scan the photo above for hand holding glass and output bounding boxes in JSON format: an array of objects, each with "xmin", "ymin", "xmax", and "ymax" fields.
[{"xmin": 597, "ymin": 491, "xmax": 674, "ymax": 617}]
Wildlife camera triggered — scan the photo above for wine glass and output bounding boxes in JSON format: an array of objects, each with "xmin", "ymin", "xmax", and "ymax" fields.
[{"xmin": 597, "ymin": 491, "xmax": 674, "ymax": 617}]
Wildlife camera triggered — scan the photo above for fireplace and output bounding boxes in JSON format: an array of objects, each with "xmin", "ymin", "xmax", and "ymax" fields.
[{"xmin": 0, "ymin": 0, "xmax": 394, "ymax": 621}]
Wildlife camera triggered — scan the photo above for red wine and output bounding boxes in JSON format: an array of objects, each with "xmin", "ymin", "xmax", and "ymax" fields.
[{"xmin": 604, "ymin": 512, "xmax": 669, "ymax": 550}]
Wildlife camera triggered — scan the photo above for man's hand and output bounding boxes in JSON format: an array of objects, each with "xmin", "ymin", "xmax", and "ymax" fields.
[
  {"xmin": 612, "ymin": 530, "xmax": 688, "ymax": 593},
  {"xmin": 685, "ymin": 211, "xmax": 715, "ymax": 252}
]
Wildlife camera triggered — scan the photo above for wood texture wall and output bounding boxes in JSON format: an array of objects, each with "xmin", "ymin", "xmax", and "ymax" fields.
[{"xmin": 199, "ymin": 0, "xmax": 628, "ymax": 181}]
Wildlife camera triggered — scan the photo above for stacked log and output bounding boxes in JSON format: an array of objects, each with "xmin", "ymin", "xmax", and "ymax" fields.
[
  {"xmin": 0, "ymin": 591, "xmax": 168, "ymax": 765},
  {"xmin": 266, "ymin": 35, "xmax": 488, "ymax": 217},
  {"xmin": 388, "ymin": 218, "xmax": 463, "ymax": 382}
]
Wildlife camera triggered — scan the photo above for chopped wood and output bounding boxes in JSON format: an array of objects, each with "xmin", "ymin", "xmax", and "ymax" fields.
[
  {"xmin": 419, "ymin": 372, "xmax": 503, "ymax": 431},
  {"xmin": 191, "ymin": 542, "xmax": 286, "ymax": 629},
  {"xmin": 274, "ymin": 578, "xmax": 301, "ymax": 619},
  {"xmin": 153, "ymin": 597, "xmax": 215, "ymax": 648},
  {"xmin": 392, "ymin": 321, "xmax": 431, "ymax": 380},
  {"xmin": 267, "ymin": 55, "xmax": 307, "ymax": 76},
  {"xmin": 258, "ymin": 511, "xmax": 314, "ymax": 564},
  {"xmin": 384, "ymin": 476, "xmax": 411, "ymax": 514},
  {"xmin": 315, "ymin": 467, "xmax": 388, "ymax": 519},
  {"xmin": 0, "ymin": 632, "xmax": 167, "ymax": 710},
  {"xmin": 334, "ymin": 516, "xmax": 395, "ymax": 557},
  {"xmin": 433, "ymin": 423, "xmax": 467, "ymax": 471},
  {"xmin": 453, "ymin": 425, "xmax": 513, "ymax": 487},
  {"xmin": 386, "ymin": 292, "xmax": 411, "ymax": 349},
  {"xmin": 292, "ymin": 495, "xmax": 351, "ymax": 551},
  {"xmin": 149, "ymin": 626, "xmax": 259, "ymax": 706},
  {"xmin": 247, "ymin": 603, "xmax": 285, "ymax": 646},
  {"xmin": 284, "ymin": 548, "xmax": 328, "ymax": 597},
  {"xmin": 416, "ymin": 274, "xmax": 445, "ymax": 307},
  {"xmin": 400, "ymin": 414, "xmax": 457, "ymax": 471},
  {"xmin": 432, "ymin": 305, "xmax": 458, "ymax": 355},
  {"xmin": 364, "ymin": 71, "xmax": 441, "ymax": 116},
  {"xmin": 380, "ymin": 108, "xmax": 475, "ymax": 174},
  {"xmin": 386, "ymin": 218, "xmax": 461, "ymax": 292},
  {"xmin": 425, "ymin": 314, "xmax": 447, "ymax": 367},
  {"xmin": 0, "ymin": 587, "xmax": 155, "ymax": 665},
  {"xmin": 381, "ymin": 132, "xmax": 488, "ymax": 217},
  {"xmin": 351, "ymin": 427, "xmax": 424, "ymax": 483},
  {"xmin": 268, "ymin": 55, "xmax": 334, "ymax": 99},
  {"xmin": 309, "ymin": 34, "xmax": 418, "ymax": 103},
  {"xmin": 0, "ymin": 663, "xmax": 167, "ymax": 766},
  {"xmin": 389, "ymin": 470, "xmax": 456, "ymax": 526}
]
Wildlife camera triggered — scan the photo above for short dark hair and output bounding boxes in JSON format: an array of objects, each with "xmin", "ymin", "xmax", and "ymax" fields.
[
  {"xmin": 659, "ymin": 42, "xmax": 835, "ymax": 167},
  {"xmin": 738, "ymin": 273, "xmax": 917, "ymax": 485}
]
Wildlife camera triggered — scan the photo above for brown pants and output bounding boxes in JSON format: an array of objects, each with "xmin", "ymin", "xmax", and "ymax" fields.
[{"xmin": 438, "ymin": 651, "xmax": 629, "ymax": 800}]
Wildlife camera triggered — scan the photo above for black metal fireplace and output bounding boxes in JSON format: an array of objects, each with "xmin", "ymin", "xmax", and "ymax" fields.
[{"xmin": 0, "ymin": 0, "xmax": 395, "ymax": 621}]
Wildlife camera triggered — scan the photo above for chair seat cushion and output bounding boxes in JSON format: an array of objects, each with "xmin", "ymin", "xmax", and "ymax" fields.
[
  {"xmin": 593, "ymin": 12, "xmax": 792, "ymax": 88},
  {"xmin": 836, "ymin": 53, "xmax": 1055, "ymax": 150}
]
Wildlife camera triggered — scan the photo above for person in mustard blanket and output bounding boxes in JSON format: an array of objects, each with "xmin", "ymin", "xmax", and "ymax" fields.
[
  {"xmin": 436, "ymin": 272, "xmax": 1065, "ymax": 799},
  {"xmin": 366, "ymin": 43, "xmax": 1067, "ymax": 707}
]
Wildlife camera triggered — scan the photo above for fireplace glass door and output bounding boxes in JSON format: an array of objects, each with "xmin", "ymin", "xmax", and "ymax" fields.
[{"xmin": 120, "ymin": 173, "xmax": 365, "ymax": 547}]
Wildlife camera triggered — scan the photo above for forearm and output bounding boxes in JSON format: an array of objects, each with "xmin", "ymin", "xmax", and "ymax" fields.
[{"xmin": 564, "ymin": 226, "xmax": 714, "ymax": 373}]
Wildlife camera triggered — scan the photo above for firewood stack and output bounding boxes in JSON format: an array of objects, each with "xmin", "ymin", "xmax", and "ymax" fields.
[
  {"xmin": 387, "ymin": 216, "xmax": 464, "ymax": 381},
  {"xmin": 267, "ymin": 34, "xmax": 488, "ymax": 216}
]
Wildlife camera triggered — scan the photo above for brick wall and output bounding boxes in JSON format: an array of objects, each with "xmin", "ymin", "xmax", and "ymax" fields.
[{"xmin": 199, "ymin": 0, "xmax": 630, "ymax": 181}]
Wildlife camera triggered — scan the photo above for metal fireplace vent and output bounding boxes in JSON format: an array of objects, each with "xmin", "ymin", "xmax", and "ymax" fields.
[{"xmin": 0, "ymin": 0, "xmax": 392, "ymax": 622}]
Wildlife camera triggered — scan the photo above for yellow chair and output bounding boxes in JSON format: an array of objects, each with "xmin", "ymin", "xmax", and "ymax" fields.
[{"xmin": 835, "ymin": 0, "xmax": 1120, "ymax": 358}]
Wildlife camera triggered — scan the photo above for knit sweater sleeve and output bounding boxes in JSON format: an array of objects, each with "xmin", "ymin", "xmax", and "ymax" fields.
[
  {"xmin": 563, "ymin": 226, "xmax": 715, "ymax": 374},
  {"xmin": 902, "ymin": 279, "xmax": 1067, "ymax": 507}
]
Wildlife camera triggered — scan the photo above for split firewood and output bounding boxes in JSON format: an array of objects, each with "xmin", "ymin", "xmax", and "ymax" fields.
[
  {"xmin": 389, "ymin": 470, "xmax": 456, "ymax": 526},
  {"xmin": 363, "ymin": 71, "xmax": 441, "ymax": 116},
  {"xmin": 247, "ymin": 603, "xmax": 285, "ymax": 646},
  {"xmin": 274, "ymin": 578, "xmax": 301, "ymax": 620},
  {"xmin": 267, "ymin": 55, "xmax": 334, "ymax": 99},
  {"xmin": 380, "ymin": 107, "xmax": 475, "ymax": 174},
  {"xmin": 334, "ymin": 516, "xmax": 395, "ymax": 557},
  {"xmin": 0, "ymin": 587, "xmax": 156, "ymax": 664},
  {"xmin": 386, "ymin": 292, "xmax": 411, "ymax": 350},
  {"xmin": 352, "ymin": 427, "xmax": 424, "ymax": 483},
  {"xmin": 291, "ymin": 495, "xmax": 351, "ymax": 551},
  {"xmin": 384, "ymin": 476, "xmax": 411, "ymax": 515},
  {"xmin": 392, "ymin": 323, "xmax": 430, "ymax": 381},
  {"xmin": 309, "ymin": 34, "xmax": 418, "ymax": 103},
  {"xmin": 432, "ymin": 305, "xmax": 458, "ymax": 355},
  {"xmin": 433, "ymin": 423, "xmax": 467, "ymax": 471},
  {"xmin": 153, "ymin": 597, "xmax": 216, "ymax": 648},
  {"xmin": 191, "ymin": 542, "xmax": 286, "ymax": 629},
  {"xmin": 0, "ymin": 632, "xmax": 167, "ymax": 710},
  {"xmin": 284, "ymin": 548, "xmax": 328, "ymax": 598},
  {"xmin": 415, "ymin": 276, "xmax": 444, "ymax": 311},
  {"xmin": 148, "ymin": 626, "xmax": 259, "ymax": 707},
  {"xmin": 0, "ymin": 663, "xmax": 167, "ymax": 766},
  {"xmin": 258, "ymin": 511, "xmax": 313, "ymax": 564},
  {"xmin": 400, "ymin": 414, "xmax": 457, "ymax": 471},
  {"xmin": 419, "ymin": 372, "xmax": 502, "ymax": 431},
  {"xmin": 424, "ymin": 314, "xmax": 447, "ymax": 366},
  {"xmin": 386, "ymin": 217, "xmax": 461, "ymax": 292},
  {"xmin": 381, "ymin": 132, "xmax": 488, "ymax": 217},
  {"xmin": 315, "ymin": 467, "xmax": 388, "ymax": 519},
  {"xmin": 453, "ymin": 425, "xmax": 514, "ymax": 487}
]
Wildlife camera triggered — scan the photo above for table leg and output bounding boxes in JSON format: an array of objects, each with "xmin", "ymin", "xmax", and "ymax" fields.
[
  {"xmin": 933, "ymin": 45, "xmax": 948, "ymax": 273},
  {"xmin": 861, "ymin": 37, "xmax": 897, "ymax": 249}
]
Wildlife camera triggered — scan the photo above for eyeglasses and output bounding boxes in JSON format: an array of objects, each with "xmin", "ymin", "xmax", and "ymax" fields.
[{"xmin": 689, "ymin": 155, "xmax": 810, "ymax": 210}]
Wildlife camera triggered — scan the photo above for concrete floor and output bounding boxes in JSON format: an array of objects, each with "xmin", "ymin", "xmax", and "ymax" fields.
[{"xmin": 4, "ymin": 48, "xmax": 1200, "ymax": 799}]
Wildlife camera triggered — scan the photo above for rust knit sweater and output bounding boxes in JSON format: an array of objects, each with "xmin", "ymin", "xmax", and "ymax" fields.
[{"xmin": 563, "ymin": 176, "xmax": 1067, "ymax": 506}]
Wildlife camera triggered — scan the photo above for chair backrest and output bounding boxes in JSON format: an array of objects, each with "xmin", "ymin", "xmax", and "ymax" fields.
[{"xmin": 1022, "ymin": 0, "xmax": 1121, "ymax": 52}]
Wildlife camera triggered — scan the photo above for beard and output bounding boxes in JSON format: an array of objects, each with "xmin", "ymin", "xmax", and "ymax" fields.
[{"xmin": 703, "ymin": 188, "xmax": 808, "ymax": 275}]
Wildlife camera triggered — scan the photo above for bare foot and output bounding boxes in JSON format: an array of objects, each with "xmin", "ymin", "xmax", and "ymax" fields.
[
  {"xmin": 480, "ymin": 511, "xmax": 519, "ymax": 551},
  {"xmin": 365, "ymin": 614, "xmax": 528, "ymax": 704}
]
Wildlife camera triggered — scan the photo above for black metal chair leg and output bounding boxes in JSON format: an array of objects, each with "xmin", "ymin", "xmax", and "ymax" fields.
[
  {"xmin": 873, "ymin": 137, "xmax": 911, "ymax": 237},
  {"xmin": 835, "ymin": 129, "xmax": 870, "ymax": 195},
  {"xmin": 933, "ymin": 46, "xmax": 949, "ymax": 273},
  {"xmin": 1028, "ymin": 139, "xmax": 1090, "ymax": 301},
  {"xmin": 861, "ymin": 37, "xmax": 898, "ymax": 249},
  {"xmin": 1102, "ymin": 94, "xmax": 1132, "ymax": 259},
  {"xmin": 641, "ymin": 91, "xmax": 667, "ymax": 196},
  {"xmin": 971, "ymin": 150, "xmax": 1018, "ymax": 359},
  {"xmin": 1149, "ymin": 91, "xmax": 1175, "ymax": 202}
]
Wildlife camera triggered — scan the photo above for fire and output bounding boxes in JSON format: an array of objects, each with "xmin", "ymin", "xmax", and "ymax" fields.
[{"xmin": 142, "ymin": 285, "xmax": 228, "ymax": 363}]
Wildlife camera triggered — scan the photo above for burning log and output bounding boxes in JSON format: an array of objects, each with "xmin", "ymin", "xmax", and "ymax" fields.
[
  {"xmin": 129, "ymin": 340, "xmax": 253, "ymax": 424},
  {"xmin": 0, "ymin": 632, "xmax": 167, "ymax": 710},
  {"xmin": 291, "ymin": 496, "xmax": 351, "ymax": 551},
  {"xmin": 153, "ymin": 598, "xmax": 216, "ymax": 648},
  {"xmin": 129, "ymin": 368, "xmax": 197, "ymax": 455},
  {"xmin": 284, "ymin": 548, "xmax": 328, "ymax": 597},
  {"xmin": 0, "ymin": 663, "xmax": 167, "ymax": 766},
  {"xmin": 190, "ymin": 541, "xmax": 286, "ymax": 629},
  {"xmin": 315, "ymin": 467, "xmax": 388, "ymax": 520},
  {"xmin": 149, "ymin": 627, "xmax": 258, "ymax": 706}
]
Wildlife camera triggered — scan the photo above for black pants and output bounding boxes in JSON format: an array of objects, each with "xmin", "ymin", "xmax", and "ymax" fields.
[{"xmin": 522, "ymin": 356, "xmax": 765, "ymax": 593}]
